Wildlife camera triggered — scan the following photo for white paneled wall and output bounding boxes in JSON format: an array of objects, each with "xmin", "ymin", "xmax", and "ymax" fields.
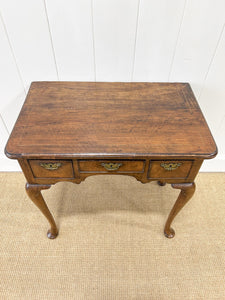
[
  {"xmin": 0, "ymin": 1, "xmax": 58, "ymax": 91},
  {"xmin": 169, "ymin": 0, "xmax": 225, "ymax": 97},
  {"xmin": 0, "ymin": 12, "xmax": 26, "ymax": 131},
  {"xmin": 93, "ymin": 0, "xmax": 139, "ymax": 81},
  {"xmin": 133, "ymin": 0, "xmax": 186, "ymax": 81},
  {"xmin": 0, "ymin": 0, "xmax": 225, "ymax": 171},
  {"xmin": 46, "ymin": 0, "xmax": 95, "ymax": 81}
]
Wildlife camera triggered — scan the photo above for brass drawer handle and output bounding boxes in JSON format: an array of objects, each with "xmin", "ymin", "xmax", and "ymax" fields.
[
  {"xmin": 161, "ymin": 162, "xmax": 182, "ymax": 171},
  {"xmin": 40, "ymin": 162, "xmax": 62, "ymax": 170},
  {"xmin": 101, "ymin": 162, "xmax": 122, "ymax": 171}
]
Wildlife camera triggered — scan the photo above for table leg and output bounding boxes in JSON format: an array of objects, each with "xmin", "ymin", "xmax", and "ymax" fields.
[
  {"xmin": 164, "ymin": 182, "xmax": 195, "ymax": 238},
  {"xmin": 157, "ymin": 181, "xmax": 166, "ymax": 186},
  {"xmin": 25, "ymin": 183, "xmax": 58, "ymax": 239}
]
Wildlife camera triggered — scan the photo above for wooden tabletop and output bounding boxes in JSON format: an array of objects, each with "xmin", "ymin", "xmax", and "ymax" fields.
[{"xmin": 5, "ymin": 82, "xmax": 217, "ymax": 159}]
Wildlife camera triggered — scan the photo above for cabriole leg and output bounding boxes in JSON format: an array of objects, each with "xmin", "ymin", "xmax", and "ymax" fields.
[
  {"xmin": 164, "ymin": 182, "xmax": 196, "ymax": 238},
  {"xmin": 25, "ymin": 183, "xmax": 58, "ymax": 239}
]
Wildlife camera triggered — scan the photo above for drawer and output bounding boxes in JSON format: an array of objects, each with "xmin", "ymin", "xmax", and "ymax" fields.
[
  {"xmin": 29, "ymin": 160, "xmax": 74, "ymax": 178},
  {"xmin": 148, "ymin": 160, "xmax": 193, "ymax": 179},
  {"xmin": 78, "ymin": 160, "xmax": 145, "ymax": 173}
]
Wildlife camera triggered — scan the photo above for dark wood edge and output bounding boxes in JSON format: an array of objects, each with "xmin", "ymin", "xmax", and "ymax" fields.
[{"xmin": 5, "ymin": 149, "xmax": 218, "ymax": 160}]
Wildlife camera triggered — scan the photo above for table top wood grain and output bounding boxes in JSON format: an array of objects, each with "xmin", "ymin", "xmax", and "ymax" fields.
[{"xmin": 5, "ymin": 82, "xmax": 217, "ymax": 160}]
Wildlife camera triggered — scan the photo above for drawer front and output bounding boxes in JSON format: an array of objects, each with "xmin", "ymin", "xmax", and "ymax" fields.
[
  {"xmin": 29, "ymin": 160, "xmax": 74, "ymax": 178},
  {"xmin": 148, "ymin": 160, "xmax": 193, "ymax": 179},
  {"xmin": 78, "ymin": 160, "xmax": 145, "ymax": 173}
]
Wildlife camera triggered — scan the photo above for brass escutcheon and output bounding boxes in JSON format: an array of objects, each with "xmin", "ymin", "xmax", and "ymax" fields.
[
  {"xmin": 40, "ymin": 162, "xmax": 62, "ymax": 170},
  {"xmin": 101, "ymin": 162, "xmax": 122, "ymax": 171},
  {"xmin": 160, "ymin": 162, "xmax": 182, "ymax": 171}
]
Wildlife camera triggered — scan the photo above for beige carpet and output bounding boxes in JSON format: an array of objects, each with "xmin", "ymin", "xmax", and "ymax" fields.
[{"xmin": 0, "ymin": 172, "xmax": 224, "ymax": 300}]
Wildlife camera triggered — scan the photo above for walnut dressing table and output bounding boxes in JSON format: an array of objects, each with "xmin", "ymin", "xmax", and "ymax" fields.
[{"xmin": 5, "ymin": 82, "xmax": 217, "ymax": 239}]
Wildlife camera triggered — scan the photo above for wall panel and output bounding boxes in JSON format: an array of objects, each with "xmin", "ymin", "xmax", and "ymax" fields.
[
  {"xmin": 0, "ymin": 0, "xmax": 57, "ymax": 91},
  {"xmin": 199, "ymin": 25, "xmax": 225, "ymax": 171},
  {"xmin": 0, "ymin": 13, "xmax": 26, "ymax": 132},
  {"xmin": 133, "ymin": 0, "xmax": 186, "ymax": 81},
  {"xmin": 93, "ymin": 0, "xmax": 139, "ymax": 81},
  {"xmin": 46, "ymin": 0, "xmax": 95, "ymax": 81},
  {"xmin": 169, "ymin": 0, "xmax": 225, "ymax": 97}
]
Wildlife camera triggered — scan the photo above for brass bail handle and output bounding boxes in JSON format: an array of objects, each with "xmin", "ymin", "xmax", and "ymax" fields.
[
  {"xmin": 160, "ymin": 162, "xmax": 182, "ymax": 171},
  {"xmin": 40, "ymin": 162, "xmax": 62, "ymax": 170},
  {"xmin": 101, "ymin": 162, "xmax": 122, "ymax": 171}
]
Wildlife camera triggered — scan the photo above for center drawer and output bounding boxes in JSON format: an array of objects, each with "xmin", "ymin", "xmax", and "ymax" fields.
[{"xmin": 78, "ymin": 160, "xmax": 145, "ymax": 173}]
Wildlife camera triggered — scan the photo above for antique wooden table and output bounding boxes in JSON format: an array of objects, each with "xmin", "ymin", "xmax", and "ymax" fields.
[{"xmin": 5, "ymin": 82, "xmax": 217, "ymax": 239}]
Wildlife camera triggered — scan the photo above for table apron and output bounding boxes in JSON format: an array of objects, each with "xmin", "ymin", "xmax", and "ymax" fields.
[{"xmin": 18, "ymin": 158, "xmax": 203, "ymax": 185}]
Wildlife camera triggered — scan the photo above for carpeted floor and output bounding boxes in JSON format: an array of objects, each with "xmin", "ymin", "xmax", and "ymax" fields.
[{"xmin": 0, "ymin": 172, "xmax": 224, "ymax": 300}]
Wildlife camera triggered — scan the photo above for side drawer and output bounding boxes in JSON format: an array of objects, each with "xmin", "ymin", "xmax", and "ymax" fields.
[
  {"xmin": 29, "ymin": 160, "xmax": 74, "ymax": 178},
  {"xmin": 148, "ymin": 160, "xmax": 193, "ymax": 179},
  {"xmin": 78, "ymin": 160, "xmax": 145, "ymax": 173}
]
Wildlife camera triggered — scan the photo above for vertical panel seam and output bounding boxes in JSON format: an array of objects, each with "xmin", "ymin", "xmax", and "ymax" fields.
[
  {"xmin": 43, "ymin": 0, "xmax": 59, "ymax": 80},
  {"xmin": 131, "ymin": 0, "xmax": 141, "ymax": 82},
  {"xmin": 0, "ymin": 113, "xmax": 9, "ymax": 135},
  {"xmin": 91, "ymin": 0, "xmax": 97, "ymax": 81},
  {"xmin": 217, "ymin": 114, "xmax": 225, "ymax": 133},
  {"xmin": 0, "ymin": 10, "xmax": 26, "ymax": 95},
  {"xmin": 198, "ymin": 22, "xmax": 225, "ymax": 101},
  {"xmin": 168, "ymin": 0, "xmax": 188, "ymax": 81}
]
